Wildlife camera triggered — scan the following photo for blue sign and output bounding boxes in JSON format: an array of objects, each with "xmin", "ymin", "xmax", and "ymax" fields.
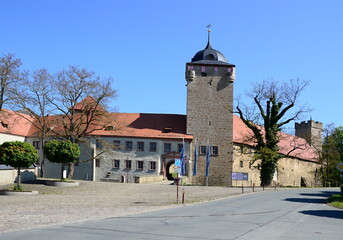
[
  {"xmin": 232, "ymin": 172, "xmax": 249, "ymax": 180},
  {"xmin": 175, "ymin": 159, "xmax": 181, "ymax": 167}
]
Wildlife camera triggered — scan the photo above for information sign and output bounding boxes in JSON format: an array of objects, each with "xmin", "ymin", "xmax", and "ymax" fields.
[{"xmin": 336, "ymin": 163, "xmax": 343, "ymax": 172}]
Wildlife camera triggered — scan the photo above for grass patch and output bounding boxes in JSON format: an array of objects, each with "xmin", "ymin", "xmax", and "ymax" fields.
[{"xmin": 328, "ymin": 194, "xmax": 343, "ymax": 209}]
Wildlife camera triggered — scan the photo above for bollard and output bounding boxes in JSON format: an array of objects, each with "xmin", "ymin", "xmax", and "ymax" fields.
[
  {"xmin": 182, "ymin": 188, "xmax": 185, "ymax": 204},
  {"xmin": 253, "ymin": 183, "xmax": 255, "ymax": 192},
  {"xmin": 242, "ymin": 183, "xmax": 244, "ymax": 194}
]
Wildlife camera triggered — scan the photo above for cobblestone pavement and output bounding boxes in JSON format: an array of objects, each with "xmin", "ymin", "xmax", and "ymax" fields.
[{"xmin": 0, "ymin": 179, "xmax": 271, "ymax": 234}]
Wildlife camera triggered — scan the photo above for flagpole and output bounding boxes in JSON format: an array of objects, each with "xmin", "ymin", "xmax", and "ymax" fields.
[
  {"xmin": 193, "ymin": 139, "xmax": 198, "ymax": 185},
  {"xmin": 206, "ymin": 139, "xmax": 210, "ymax": 186}
]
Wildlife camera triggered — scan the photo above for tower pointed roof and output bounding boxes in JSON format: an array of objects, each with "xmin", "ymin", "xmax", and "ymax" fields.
[{"xmin": 191, "ymin": 28, "xmax": 228, "ymax": 64}]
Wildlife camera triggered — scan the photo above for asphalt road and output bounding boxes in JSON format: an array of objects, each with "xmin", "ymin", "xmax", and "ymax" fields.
[{"xmin": 2, "ymin": 188, "xmax": 342, "ymax": 240}]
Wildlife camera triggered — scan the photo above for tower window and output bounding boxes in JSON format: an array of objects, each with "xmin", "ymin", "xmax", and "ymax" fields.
[
  {"xmin": 200, "ymin": 146, "xmax": 207, "ymax": 155},
  {"xmin": 211, "ymin": 146, "xmax": 218, "ymax": 155},
  {"xmin": 206, "ymin": 54, "xmax": 214, "ymax": 60}
]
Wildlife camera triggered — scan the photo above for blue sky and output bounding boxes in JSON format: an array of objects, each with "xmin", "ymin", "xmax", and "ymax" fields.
[{"xmin": 1, "ymin": 0, "xmax": 343, "ymax": 129}]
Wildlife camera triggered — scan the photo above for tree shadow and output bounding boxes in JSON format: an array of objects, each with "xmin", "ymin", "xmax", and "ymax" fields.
[
  {"xmin": 284, "ymin": 190, "xmax": 340, "ymax": 204},
  {"xmin": 300, "ymin": 210, "xmax": 343, "ymax": 220},
  {"xmin": 284, "ymin": 197, "xmax": 327, "ymax": 204},
  {"xmin": 300, "ymin": 191, "xmax": 339, "ymax": 198}
]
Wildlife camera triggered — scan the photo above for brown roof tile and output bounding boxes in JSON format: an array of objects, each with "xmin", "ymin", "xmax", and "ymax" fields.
[
  {"xmin": 233, "ymin": 115, "xmax": 318, "ymax": 162},
  {"xmin": 0, "ymin": 110, "xmax": 33, "ymax": 137}
]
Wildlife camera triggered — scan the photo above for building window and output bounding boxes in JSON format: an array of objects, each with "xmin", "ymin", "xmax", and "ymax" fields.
[
  {"xmin": 240, "ymin": 161, "xmax": 243, "ymax": 168},
  {"xmin": 240, "ymin": 146, "xmax": 244, "ymax": 153},
  {"xmin": 32, "ymin": 141, "xmax": 40, "ymax": 149},
  {"xmin": 164, "ymin": 143, "xmax": 171, "ymax": 153},
  {"xmin": 178, "ymin": 144, "xmax": 183, "ymax": 153},
  {"xmin": 95, "ymin": 159, "xmax": 100, "ymax": 167},
  {"xmin": 125, "ymin": 141, "xmax": 133, "ymax": 151},
  {"xmin": 137, "ymin": 142, "xmax": 144, "ymax": 151},
  {"xmin": 96, "ymin": 140, "xmax": 102, "ymax": 149},
  {"xmin": 113, "ymin": 159, "xmax": 120, "ymax": 169},
  {"xmin": 211, "ymin": 146, "xmax": 218, "ymax": 155},
  {"xmin": 125, "ymin": 160, "xmax": 132, "ymax": 169},
  {"xmin": 149, "ymin": 161, "xmax": 157, "ymax": 171},
  {"xmin": 137, "ymin": 161, "xmax": 144, "ymax": 170},
  {"xmin": 113, "ymin": 141, "xmax": 121, "ymax": 150},
  {"xmin": 200, "ymin": 146, "xmax": 207, "ymax": 155},
  {"xmin": 149, "ymin": 142, "xmax": 157, "ymax": 152}
]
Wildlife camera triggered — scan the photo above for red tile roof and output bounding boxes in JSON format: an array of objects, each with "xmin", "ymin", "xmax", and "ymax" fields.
[
  {"xmin": 90, "ymin": 113, "xmax": 192, "ymax": 140},
  {"xmin": 1, "ymin": 106, "xmax": 318, "ymax": 162},
  {"xmin": 73, "ymin": 95, "xmax": 107, "ymax": 113},
  {"xmin": 233, "ymin": 115, "xmax": 318, "ymax": 162},
  {"xmin": 0, "ymin": 109, "xmax": 33, "ymax": 137}
]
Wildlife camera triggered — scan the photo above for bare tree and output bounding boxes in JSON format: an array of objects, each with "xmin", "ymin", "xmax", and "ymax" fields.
[
  {"xmin": 11, "ymin": 68, "xmax": 55, "ymax": 177},
  {"xmin": 0, "ymin": 53, "xmax": 24, "ymax": 111},
  {"xmin": 236, "ymin": 79, "xmax": 310, "ymax": 186},
  {"xmin": 49, "ymin": 66, "xmax": 117, "ymax": 178}
]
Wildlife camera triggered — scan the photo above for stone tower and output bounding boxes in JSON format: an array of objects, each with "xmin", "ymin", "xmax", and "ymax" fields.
[
  {"xmin": 185, "ymin": 30, "xmax": 235, "ymax": 186},
  {"xmin": 295, "ymin": 120, "xmax": 323, "ymax": 152}
]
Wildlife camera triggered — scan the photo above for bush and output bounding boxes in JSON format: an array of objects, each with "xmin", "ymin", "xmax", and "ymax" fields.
[
  {"xmin": 43, "ymin": 140, "xmax": 80, "ymax": 180},
  {"xmin": 0, "ymin": 141, "xmax": 38, "ymax": 190}
]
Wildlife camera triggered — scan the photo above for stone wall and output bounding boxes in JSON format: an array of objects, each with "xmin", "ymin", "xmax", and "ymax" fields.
[
  {"xmin": 186, "ymin": 63, "xmax": 234, "ymax": 186},
  {"xmin": 0, "ymin": 168, "xmax": 38, "ymax": 185},
  {"xmin": 232, "ymin": 144, "xmax": 320, "ymax": 187}
]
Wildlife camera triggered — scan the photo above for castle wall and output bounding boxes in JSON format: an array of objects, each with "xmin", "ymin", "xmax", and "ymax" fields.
[{"xmin": 232, "ymin": 144, "xmax": 320, "ymax": 187}]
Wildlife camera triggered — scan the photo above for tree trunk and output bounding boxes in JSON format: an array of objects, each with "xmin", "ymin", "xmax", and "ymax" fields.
[
  {"xmin": 17, "ymin": 167, "xmax": 21, "ymax": 190},
  {"xmin": 67, "ymin": 162, "xmax": 75, "ymax": 179},
  {"xmin": 260, "ymin": 160, "xmax": 276, "ymax": 187}
]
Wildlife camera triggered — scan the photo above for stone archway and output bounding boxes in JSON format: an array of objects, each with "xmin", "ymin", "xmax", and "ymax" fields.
[{"xmin": 165, "ymin": 160, "xmax": 175, "ymax": 180}]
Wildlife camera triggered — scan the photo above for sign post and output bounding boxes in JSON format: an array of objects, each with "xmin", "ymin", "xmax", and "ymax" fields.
[
  {"xmin": 336, "ymin": 163, "xmax": 343, "ymax": 185},
  {"xmin": 174, "ymin": 159, "xmax": 181, "ymax": 203}
]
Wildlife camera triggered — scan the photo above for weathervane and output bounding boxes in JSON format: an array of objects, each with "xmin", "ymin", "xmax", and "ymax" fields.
[{"xmin": 206, "ymin": 24, "xmax": 211, "ymax": 43}]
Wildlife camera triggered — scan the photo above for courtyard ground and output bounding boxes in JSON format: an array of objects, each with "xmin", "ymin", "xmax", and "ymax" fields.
[{"xmin": 0, "ymin": 179, "xmax": 270, "ymax": 233}]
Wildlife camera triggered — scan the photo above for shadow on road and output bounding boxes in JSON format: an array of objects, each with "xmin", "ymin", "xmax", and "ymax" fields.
[
  {"xmin": 299, "ymin": 191, "xmax": 339, "ymax": 198},
  {"xmin": 284, "ymin": 190, "xmax": 340, "ymax": 204},
  {"xmin": 284, "ymin": 197, "xmax": 327, "ymax": 204},
  {"xmin": 300, "ymin": 210, "xmax": 343, "ymax": 220}
]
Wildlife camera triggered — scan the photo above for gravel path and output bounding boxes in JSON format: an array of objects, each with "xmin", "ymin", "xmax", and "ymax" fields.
[{"xmin": 0, "ymin": 179, "xmax": 271, "ymax": 234}]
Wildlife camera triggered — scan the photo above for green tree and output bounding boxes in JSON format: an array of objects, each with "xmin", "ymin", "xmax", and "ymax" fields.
[
  {"xmin": 0, "ymin": 141, "xmax": 38, "ymax": 190},
  {"xmin": 43, "ymin": 140, "xmax": 80, "ymax": 180},
  {"xmin": 320, "ymin": 125, "xmax": 343, "ymax": 186},
  {"xmin": 236, "ymin": 79, "xmax": 310, "ymax": 186}
]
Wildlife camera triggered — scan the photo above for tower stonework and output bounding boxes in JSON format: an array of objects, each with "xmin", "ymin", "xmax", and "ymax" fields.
[
  {"xmin": 185, "ymin": 35, "xmax": 235, "ymax": 186},
  {"xmin": 295, "ymin": 120, "xmax": 323, "ymax": 152}
]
